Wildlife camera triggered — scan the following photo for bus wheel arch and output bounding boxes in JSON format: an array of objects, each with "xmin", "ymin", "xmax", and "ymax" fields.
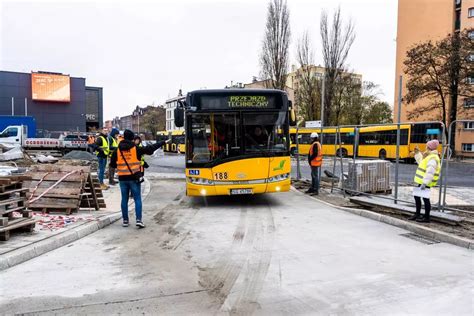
[{"xmin": 336, "ymin": 148, "xmax": 348, "ymax": 158}]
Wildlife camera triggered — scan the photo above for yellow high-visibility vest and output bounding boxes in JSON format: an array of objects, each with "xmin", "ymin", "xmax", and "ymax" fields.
[
  {"xmin": 414, "ymin": 153, "xmax": 441, "ymax": 187},
  {"xmin": 96, "ymin": 136, "xmax": 109, "ymax": 156}
]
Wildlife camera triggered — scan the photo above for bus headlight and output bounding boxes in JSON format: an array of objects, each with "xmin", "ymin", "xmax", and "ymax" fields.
[
  {"xmin": 267, "ymin": 173, "xmax": 290, "ymax": 183},
  {"xmin": 188, "ymin": 177, "xmax": 214, "ymax": 185}
]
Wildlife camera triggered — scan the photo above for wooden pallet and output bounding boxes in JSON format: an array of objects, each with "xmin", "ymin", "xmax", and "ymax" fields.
[
  {"xmin": 0, "ymin": 217, "xmax": 36, "ymax": 241},
  {"xmin": 0, "ymin": 176, "xmax": 35, "ymax": 241},
  {"xmin": 25, "ymin": 165, "xmax": 90, "ymax": 214}
]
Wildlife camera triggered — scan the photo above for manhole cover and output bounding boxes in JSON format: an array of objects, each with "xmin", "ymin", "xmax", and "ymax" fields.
[{"xmin": 400, "ymin": 233, "xmax": 440, "ymax": 245}]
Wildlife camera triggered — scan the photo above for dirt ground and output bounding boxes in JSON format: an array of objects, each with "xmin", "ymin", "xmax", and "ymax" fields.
[{"xmin": 292, "ymin": 179, "xmax": 474, "ymax": 241}]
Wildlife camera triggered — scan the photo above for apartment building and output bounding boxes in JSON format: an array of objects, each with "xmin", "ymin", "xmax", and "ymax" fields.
[{"xmin": 394, "ymin": 0, "xmax": 474, "ymax": 157}]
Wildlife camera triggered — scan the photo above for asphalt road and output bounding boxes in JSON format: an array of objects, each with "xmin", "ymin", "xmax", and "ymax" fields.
[
  {"xmin": 293, "ymin": 158, "xmax": 474, "ymax": 187},
  {"xmin": 0, "ymin": 173, "xmax": 472, "ymax": 314},
  {"xmin": 146, "ymin": 151, "xmax": 474, "ymax": 187}
]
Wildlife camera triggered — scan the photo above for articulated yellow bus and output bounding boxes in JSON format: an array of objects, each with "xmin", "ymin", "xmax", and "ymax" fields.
[
  {"xmin": 174, "ymin": 89, "xmax": 296, "ymax": 197},
  {"xmin": 289, "ymin": 123, "xmax": 441, "ymax": 160},
  {"xmin": 358, "ymin": 123, "xmax": 442, "ymax": 160},
  {"xmin": 290, "ymin": 127, "xmax": 355, "ymax": 157}
]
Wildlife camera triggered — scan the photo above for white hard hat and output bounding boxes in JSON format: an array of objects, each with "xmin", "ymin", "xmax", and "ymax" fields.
[{"xmin": 310, "ymin": 132, "xmax": 319, "ymax": 138}]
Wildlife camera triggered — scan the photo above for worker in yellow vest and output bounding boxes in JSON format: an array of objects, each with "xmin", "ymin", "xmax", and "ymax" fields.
[
  {"xmin": 108, "ymin": 128, "xmax": 119, "ymax": 185},
  {"xmin": 410, "ymin": 139, "xmax": 441, "ymax": 223},
  {"xmin": 94, "ymin": 130, "xmax": 110, "ymax": 190},
  {"xmin": 109, "ymin": 129, "xmax": 167, "ymax": 228},
  {"xmin": 306, "ymin": 132, "xmax": 323, "ymax": 195}
]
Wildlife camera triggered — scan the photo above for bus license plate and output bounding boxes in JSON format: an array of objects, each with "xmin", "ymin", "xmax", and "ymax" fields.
[{"xmin": 230, "ymin": 189, "xmax": 253, "ymax": 195}]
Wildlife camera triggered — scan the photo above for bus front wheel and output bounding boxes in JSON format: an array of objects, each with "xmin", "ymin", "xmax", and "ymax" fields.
[
  {"xmin": 336, "ymin": 148, "xmax": 347, "ymax": 158},
  {"xmin": 290, "ymin": 147, "xmax": 297, "ymax": 156},
  {"xmin": 379, "ymin": 149, "xmax": 387, "ymax": 160}
]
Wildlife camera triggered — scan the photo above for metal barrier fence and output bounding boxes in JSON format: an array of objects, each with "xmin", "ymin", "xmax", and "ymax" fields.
[
  {"xmin": 440, "ymin": 120, "xmax": 474, "ymax": 212},
  {"xmin": 293, "ymin": 120, "xmax": 474, "ymax": 213}
]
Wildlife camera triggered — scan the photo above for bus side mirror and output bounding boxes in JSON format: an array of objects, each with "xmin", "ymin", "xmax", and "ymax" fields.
[
  {"xmin": 289, "ymin": 101, "xmax": 297, "ymax": 126},
  {"xmin": 174, "ymin": 101, "xmax": 185, "ymax": 128}
]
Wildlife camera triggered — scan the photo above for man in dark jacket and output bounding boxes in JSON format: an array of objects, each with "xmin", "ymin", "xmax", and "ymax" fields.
[{"xmin": 110, "ymin": 129, "xmax": 167, "ymax": 228}]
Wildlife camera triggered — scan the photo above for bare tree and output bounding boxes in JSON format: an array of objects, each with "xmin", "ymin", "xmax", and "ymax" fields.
[
  {"xmin": 295, "ymin": 31, "xmax": 320, "ymax": 121},
  {"xmin": 260, "ymin": 0, "xmax": 291, "ymax": 90},
  {"xmin": 320, "ymin": 7, "xmax": 356, "ymax": 126}
]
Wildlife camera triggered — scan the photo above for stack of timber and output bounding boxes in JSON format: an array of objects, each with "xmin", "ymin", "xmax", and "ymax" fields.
[
  {"xmin": 0, "ymin": 175, "xmax": 36, "ymax": 241},
  {"xmin": 24, "ymin": 165, "xmax": 105, "ymax": 214}
]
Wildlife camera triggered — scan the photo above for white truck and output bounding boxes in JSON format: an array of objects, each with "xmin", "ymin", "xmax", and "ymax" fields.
[{"xmin": 0, "ymin": 125, "xmax": 64, "ymax": 149}]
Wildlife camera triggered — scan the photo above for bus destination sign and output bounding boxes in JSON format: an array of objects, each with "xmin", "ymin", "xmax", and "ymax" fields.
[
  {"xmin": 198, "ymin": 94, "xmax": 279, "ymax": 110},
  {"xmin": 228, "ymin": 95, "xmax": 269, "ymax": 108}
]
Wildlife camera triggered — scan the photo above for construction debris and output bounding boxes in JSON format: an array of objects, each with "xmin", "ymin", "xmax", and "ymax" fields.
[
  {"xmin": 63, "ymin": 150, "xmax": 97, "ymax": 161},
  {"xmin": 0, "ymin": 175, "xmax": 36, "ymax": 241}
]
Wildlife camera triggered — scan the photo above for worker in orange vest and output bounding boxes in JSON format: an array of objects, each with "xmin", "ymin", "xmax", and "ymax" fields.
[
  {"xmin": 306, "ymin": 132, "xmax": 322, "ymax": 195},
  {"xmin": 109, "ymin": 129, "xmax": 167, "ymax": 228}
]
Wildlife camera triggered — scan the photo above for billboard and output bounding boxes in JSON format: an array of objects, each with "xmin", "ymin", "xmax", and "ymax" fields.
[{"xmin": 31, "ymin": 73, "xmax": 70, "ymax": 102}]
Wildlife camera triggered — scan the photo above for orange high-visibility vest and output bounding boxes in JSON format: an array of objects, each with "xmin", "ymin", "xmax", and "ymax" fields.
[
  {"xmin": 309, "ymin": 142, "xmax": 323, "ymax": 167},
  {"xmin": 116, "ymin": 146, "xmax": 142, "ymax": 176}
]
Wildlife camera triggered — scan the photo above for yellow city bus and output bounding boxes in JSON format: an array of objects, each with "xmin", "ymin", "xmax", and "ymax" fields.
[
  {"xmin": 174, "ymin": 89, "xmax": 296, "ymax": 197},
  {"xmin": 358, "ymin": 123, "xmax": 442, "ymax": 160},
  {"xmin": 156, "ymin": 131, "xmax": 171, "ymax": 152},
  {"xmin": 289, "ymin": 123, "xmax": 441, "ymax": 160},
  {"xmin": 170, "ymin": 130, "xmax": 186, "ymax": 153},
  {"xmin": 289, "ymin": 127, "xmax": 355, "ymax": 157}
]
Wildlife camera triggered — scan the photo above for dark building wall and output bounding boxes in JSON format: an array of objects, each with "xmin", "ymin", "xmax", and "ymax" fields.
[
  {"xmin": 0, "ymin": 71, "xmax": 102, "ymax": 134},
  {"xmin": 85, "ymin": 86, "xmax": 103, "ymax": 130}
]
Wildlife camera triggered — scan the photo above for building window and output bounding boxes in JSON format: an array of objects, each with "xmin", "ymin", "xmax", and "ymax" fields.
[
  {"xmin": 462, "ymin": 143, "xmax": 474, "ymax": 152},
  {"xmin": 465, "ymin": 98, "xmax": 474, "ymax": 107},
  {"xmin": 469, "ymin": 54, "xmax": 474, "ymax": 62},
  {"xmin": 469, "ymin": 31, "xmax": 474, "ymax": 40},
  {"xmin": 469, "ymin": 7, "xmax": 474, "ymax": 17},
  {"xmin": 464, "ymin": 122, "xmax": 474, "ymax": 129},
  {"xmin": 468, "ymin": 75, "xmax": 474, "ymax": 84}
]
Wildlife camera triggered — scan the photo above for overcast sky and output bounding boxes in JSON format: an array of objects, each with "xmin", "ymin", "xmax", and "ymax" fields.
[{"xmin": 0, "ymin": 0, "xmax": 398, "ymax": 120}]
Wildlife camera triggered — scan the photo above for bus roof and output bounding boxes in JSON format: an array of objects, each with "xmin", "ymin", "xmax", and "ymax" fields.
[
  {"xmin": 290, "ymin": 127, "xmax": 355, "ymax": 133},
  {"xmin": 188, "ymin": 88, "xmax": 287, "ymax": 96},
  {"xmin": 359, "ymin": 124, "xmax": 410, "ymax": 133}
]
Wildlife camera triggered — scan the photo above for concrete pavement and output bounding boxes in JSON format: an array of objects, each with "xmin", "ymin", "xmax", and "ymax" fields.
[{"xmin": 0, "ymin": 178, "xmax": 472, "ymax": 315}]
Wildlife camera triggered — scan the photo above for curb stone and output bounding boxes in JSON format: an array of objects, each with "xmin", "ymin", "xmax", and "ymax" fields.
[
  {"xmin": 291, "ymin": 186, "xmax": 474, "ymax": 250},
  {"xmin": 0, "ymin": 179, "xmax": 151, "ymax": 271}
]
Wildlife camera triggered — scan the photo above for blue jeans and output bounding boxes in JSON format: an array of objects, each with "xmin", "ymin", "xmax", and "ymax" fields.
[
  {"xmin": 311, "ymin": 166, "xmax": 320, "ymax": 192},
  {"xmin": 120, "ymin": 180, "xmax": 142, "ymax": 222},
  {"xmin": 98, "ymin": 157, "xmax": 107, "ymax": 184}
]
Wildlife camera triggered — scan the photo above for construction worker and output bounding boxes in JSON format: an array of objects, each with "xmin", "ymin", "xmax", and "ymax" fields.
[
  {"xmin": 108, "ymin": 128, "xmax": 119, "ymax": 185},
  {"xmin": 409, "ymin": 139, "xmax": 441, "ymax": 223},
  {"xmin": 94, "ymin": 130, "xmax": 110, "ymax": 190},
  {"xmin": 87, "ymin": 134, "xmax": 96, "ymax": 153},
  {"xmin": 109, "ymin": 129, "xmax": 167, "ymax": 228},
  {"xmin": 306, "ymin": 132, "xmax": 322, "ymax": 195},
  {"xmin": 134, "ymin": 135, "xmax": 149, "ymax": 174}
]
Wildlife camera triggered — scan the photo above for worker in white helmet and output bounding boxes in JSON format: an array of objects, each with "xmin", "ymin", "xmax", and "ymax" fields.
[{"xmin": 307, "ymin": 132, "xmax": 323, "ymax": 195}]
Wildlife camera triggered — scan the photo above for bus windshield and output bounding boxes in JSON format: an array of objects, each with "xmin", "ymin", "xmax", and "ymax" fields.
[{"xmin": 188, "ymin": 111, "xmax": 288, "ymax": 164}]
